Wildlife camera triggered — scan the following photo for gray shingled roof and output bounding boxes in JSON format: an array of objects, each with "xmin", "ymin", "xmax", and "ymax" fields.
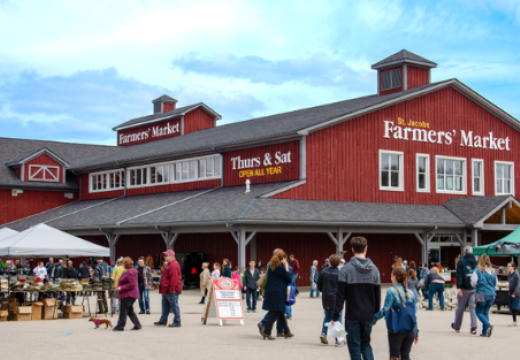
[
  {"xmin": 152, "ymin": 95, "xmax": 177, "ymax": 103},
  {"xmin": 443, "ymin": 195, "xmax": 514, "ymax": 224},
  {"xmin": 74, "ymin": 80, "xmax": 454, "ymax": 172},
  {"xmin": 371, "ymin": 49, "xmax": 437, "ymax": 69},
  {"xmin": 9, "ymin": 182, "xmax": 511, "ymax": 233},
  {"xmin": 243, "ymin": 199, "xmax": 463, "ymax": 224},
  {"xmin": 0, "ymin": 138, "xmax": 118, "ymax": 189},
  {"xmin": 113, "ymin": 102, "xmax": 222, "ymax": 131}
]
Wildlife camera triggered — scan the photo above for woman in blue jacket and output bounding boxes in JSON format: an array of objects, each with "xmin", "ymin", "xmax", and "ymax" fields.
[
  {"xmin": 261, "ymin": 251, "xmax": 294, "ymax": 340},
  {"xmin": 474, "ymin": 254, "xmax": 497, "ymax": 337},
  {"xmin": 374, "ymin": 267, "xmax": 418, "ymax": 360}
]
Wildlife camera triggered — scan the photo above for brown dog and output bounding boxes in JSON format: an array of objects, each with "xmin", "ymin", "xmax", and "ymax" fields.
[{"xmin": 89, "ymin": 317, "xmax": 113, "ymax": 329}]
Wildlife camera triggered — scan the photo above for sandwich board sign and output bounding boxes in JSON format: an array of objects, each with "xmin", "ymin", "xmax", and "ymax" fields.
[{"xmin": 202, "ymin": 277, "xmax": 244, "ymax": 326}]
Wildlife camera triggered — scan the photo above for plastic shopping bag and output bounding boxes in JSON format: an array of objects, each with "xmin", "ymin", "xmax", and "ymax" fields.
[{"xmin": 325, "ymin": 321, "xmax": 347, "ymax": 341}]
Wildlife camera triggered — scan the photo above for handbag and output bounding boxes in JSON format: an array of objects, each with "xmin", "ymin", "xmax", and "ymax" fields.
[
  {"xmin": 475, "ymin": 292, "xmax": 485, "ymax": 304},
  {"xmin": 384, "ymin": 286, "xmax": 417, "ymax": 334},
  {"xmin": 256, "ymin": 275, "xmax": 267, "ymax": 290},
  {"xmin": 286, "ymin": 284, "xmax": 296, "ymax": 306}
]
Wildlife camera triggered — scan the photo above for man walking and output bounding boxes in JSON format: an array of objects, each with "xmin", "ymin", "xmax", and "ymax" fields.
[
  {"xmin": 136, "ymin": 257, "xmax": 152, "ymax": 314},
  {"xmin": 332, "ymin": 237, "xmax": 381, "ymax": 360},
  {"xmin": 112, "ymin": 258, "xmax": 124, "ymax": 314},
  {"xmin": 243, "ymin": 260, "xmax": 260, "ymax": 313},
  {"xmin": 155, "ymin": 250, "xmax": 183, "ymax": 327},
  {"xmin": 289, "ymin": 254, "xmax": 300, "ymax": 288},
  {"xmin": 310, "ymin": 260, "xmax": 320, "ymax": 298},
  {"xmin": 452, "ymin": 246, "xmax": 478, "ymax": 334},
  {"xmin": 318, "ymin": 254, "xmax": 343, "ymax": 345}
]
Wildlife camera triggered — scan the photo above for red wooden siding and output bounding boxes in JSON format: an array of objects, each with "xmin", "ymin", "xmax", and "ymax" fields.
[
  {"xmin": 0, "ymin": 189, "xmax": 77, "ymax": 225},
  {"xmin": 379, "ymin": 66, "xmax": 403, "ymax": 95},
  {"xmin": 24, "ymin": 153, "xmax": 63, "ymax": 183},
  {"xmin": 224, "ymin": 141, "xmax": 300, "ymax": 186},
  {"xmin": 127, "ymin": 179, "xmax": 221, "ymax": 196},
  {"xmin": 163, "ymin": 103, "xmax": 176, "ymax": 112},
  {"xmin": 407, "ymin": 66, "xmax": 430, "ymax": 89},
  {"xmin": 81, "ymin": 174, "xmax": 125, "ymax": 200},
  {"xmin": 274, "ymin": 87, "xmax": 520, "ymax": 205},
  {"xmin": 184, "ymin": 107, "xmax": 216, "ymax": 134},
  {"xmin": 117, "ymin": 118, "xmax": 182, "ymax": 146}
]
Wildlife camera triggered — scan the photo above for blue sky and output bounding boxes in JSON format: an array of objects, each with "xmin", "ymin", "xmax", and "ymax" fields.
[{"xmin": 0, "ymin": 0, "xmax": 519, "ymax": 145}]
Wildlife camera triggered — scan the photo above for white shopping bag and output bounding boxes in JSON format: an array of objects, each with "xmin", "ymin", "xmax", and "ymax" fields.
[{"xmin": 325, "ymin": 321, "xmax": 347, "ymax": 341}]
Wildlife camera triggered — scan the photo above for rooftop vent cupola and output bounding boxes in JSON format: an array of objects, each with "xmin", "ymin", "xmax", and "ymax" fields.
[
  {"xmin": 152, "ymin": 95, "xmax": 178, "ymax": 114},
  {"xmin": 371, "ymin": 49, "xmax": 437, "ymax": 95}
]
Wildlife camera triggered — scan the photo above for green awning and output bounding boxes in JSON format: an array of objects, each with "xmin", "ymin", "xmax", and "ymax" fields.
[{"xmin": 473, "ymin": 226, "xmax": 520, "ymax": 256}]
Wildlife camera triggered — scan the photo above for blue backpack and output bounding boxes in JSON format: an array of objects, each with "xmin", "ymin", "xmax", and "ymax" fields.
[{"xmin": 384, "ymin": 286, "xmax": 416, "ymax": 334}]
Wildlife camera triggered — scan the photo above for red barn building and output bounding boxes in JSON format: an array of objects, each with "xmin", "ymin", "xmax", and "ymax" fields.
[{"xmin": 2, "ymin": 50, "xmax": 520, "ymax": 283}]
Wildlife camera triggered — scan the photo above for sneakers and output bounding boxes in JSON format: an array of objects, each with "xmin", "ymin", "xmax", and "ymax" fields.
[
  {"xmin": 276, "ymin": 333, "xmax": 285, "ymax": 337},
  {"xmin": 320, "ymin": 334, "xmax": 328, "ymax": 345},
  {"xmin": 168, "ymin": 322, "xmax": 181, "ymax": 328},
  {"xmin": 336, "ymin": 339, "xmax": 346, "ymax": 346},
  {"xmin": 509, "ymin": 322, "xmax": 518, "ymax": 327},
  {"xmin": 154, "ymin": 322, "xmax": 167, "ymax": 326},
  {"xmin": 451, "ymin": 323, "xmax": 460, "ymax": 333},
  {"xmin": 247, "ymin": 309, "xmax": 252, "ymax": 313},
  {"xmin": 252, "ymin": 310, "xmax": 257, "ymax": 313},
  {"xmin": 139, "ymin": 311, "xmax": 145, "ymax": 314},
  {"xmin": 487, "ymin": 325, "xmax": 494, "ymax": 337},
  {"xmin": 470, "ymin": 327, "xmax": 477, "ymax": 335},
  {"xmin": 146, "ymin": 310, "xmax": 151, "ymax": 314}
]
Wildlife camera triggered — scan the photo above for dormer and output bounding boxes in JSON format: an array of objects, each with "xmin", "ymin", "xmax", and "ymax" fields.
[
  {"xmin": 113, "ymin": 95, "xmax": 222, "ymax": 146},
  {"xmin": 371, "ymin": 49, "xmax": 437, "ymax": 95},
  {"xmin": 6, "ymin": 147, "xmax": 69, "ymax": 183}
]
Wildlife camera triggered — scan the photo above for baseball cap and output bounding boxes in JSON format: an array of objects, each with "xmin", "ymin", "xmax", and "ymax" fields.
[
  {"xmin": 324, "ymin": 259, "xmax": 329, "ymax": 262},
  {"xmin": 163, "ymin": 250, "xmax": 175, "ymax": 257},
  {"xmin": 340, "ymin": 259, "xmax": 346, "ymax": 263}
]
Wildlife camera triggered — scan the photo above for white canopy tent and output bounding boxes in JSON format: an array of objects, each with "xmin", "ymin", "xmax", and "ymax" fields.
[
  {"xmin": 0, "ymin": 223, "xmax": 109, "ymax": 258},
  {"xmin": 0, "ymin": 228, "xmax": 18, "ymax": 241}
]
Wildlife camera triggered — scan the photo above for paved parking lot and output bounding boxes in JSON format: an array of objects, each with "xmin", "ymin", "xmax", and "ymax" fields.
[{"xmin": 0, "ymin": 287, "xmax": 518, "ymax": 359}]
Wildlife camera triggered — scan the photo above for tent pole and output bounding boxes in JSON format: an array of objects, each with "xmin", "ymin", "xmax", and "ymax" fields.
[{"xmin": 7, "ymin": 254, "xmax": 10, "ymax": 322}]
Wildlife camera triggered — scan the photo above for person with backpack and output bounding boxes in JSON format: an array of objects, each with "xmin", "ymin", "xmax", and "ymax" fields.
[
  {"xmin": 425, "ymin": 268, "xmax": 445, "ymax": 310},
  {"xmin": 452, "ymin": 246, "xmax": 478, "ymax": 334},
  {"xmin": 374, "ymin": 267, "xmax": 418, "ymax": 360},
  {"xmin": 474, "ymin": 254, "xmax": 497, "ymax": 337},
  {"xmin": 507, "ymin": 261, "xmax": 520, "ymax": 327},
  {"xmin": 317, "ymin": 254, "xmax": 344, "ymax": 345}
]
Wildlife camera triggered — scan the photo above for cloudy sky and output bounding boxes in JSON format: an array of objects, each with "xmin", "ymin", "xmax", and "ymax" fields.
[{"xmin": 1, "ymin": 0, "xmax": 519, "ymax": 145}]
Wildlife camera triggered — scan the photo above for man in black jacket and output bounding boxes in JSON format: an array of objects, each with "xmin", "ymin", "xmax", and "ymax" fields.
[
  {"xmin": 243, "ymin": 260, "xmax": 260, "ymax": 313},
  {"xmin": 317, "ymin": 254, "xmax": 343, "ymax": 345},
  {"xmin": 452, "ymin": 246, "xmax": 478, "ymax": 334},
  {"xmin": 331, "ymin": 237, "xmax": 381, "ymax": 360}
]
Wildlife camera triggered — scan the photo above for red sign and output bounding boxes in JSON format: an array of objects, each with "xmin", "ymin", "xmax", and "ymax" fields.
[
  {"xmin": 224, "ymin": 141, "xmax": 300, "ymax": 186},
  {"xmin": 212, "ymin": 278, "xmax": 244, "ymax": 320},
  {"xmin": 118, "ymin": 118, "xmax": 182, "ymax": 146}
]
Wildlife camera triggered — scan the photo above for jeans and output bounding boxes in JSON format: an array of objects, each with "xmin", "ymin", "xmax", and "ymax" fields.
[
  {"xmin": 428, "ymin": 283, "xmax": 445, "ymax": 310},
  {"xmin": 291, "ymin": 273, "xmax": 298, "ymax": 291},
  {"xmin": 285, "ymin": 305, "xmax": 292, "ymax": 319},
  {"xmin": 246, "ymin": 289, "xmax": 258, "ymax": 311},
  {"xmin": 388, "ymin": 328, "xmax": 415, "ymax": 360},
  {"xmin": 114, "ymin": 297, "xmax": 141, "ymax": 330},
  {"xmin": 475, "ymin": 294, "xmax": 495, "ymax": 335},
  {"xmin": 454, "ymin": 288, "xmax": 476, "ymax": 330},
  {"xmin": 138, "ymin": 283, "xmax": 149, "ymax": 312},
  {"xmin": 261, "ymin": 311, "xmax": 284, "ymax": 334},
  {"xmin": 310, "ymin": 283, "xmax": 320, "ymax": 297},
  {"xmin": 321, "ymin": 309, "xmax": 343, "ymax": 335},
  {"xmin": 345, "ymin": 320, "xmax": 374, "ymax": 360},
  {"xmin": 159, "ymin": 291, "xmax": 181, "ymax": 324}
]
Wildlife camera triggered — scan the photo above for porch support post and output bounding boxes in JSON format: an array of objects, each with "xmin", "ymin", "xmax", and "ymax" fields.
[
  {"xmin": 421, "ymin": 231, "xmax": 429, "ymax": 265},
  {"xmin": 250, "ymin": 235, "xmax": 257, "ymax": 261},
  {"xmin": 157, "ymin": 227, "xmax": 179, "ymax": 251},
  {"xmin": 501, "ymin": 208, "xmax": 507, "ymax": 224},
  {"xmin": 100, "ymin": 228, "xmax": 120, "ymax": 262},
  {"xmin": 471, "ymin": 229, "xmax": 479, "ymax": 247},
  {"xmin": 238, "ymin": 226, "xmax": 247, "ymax": 271}
]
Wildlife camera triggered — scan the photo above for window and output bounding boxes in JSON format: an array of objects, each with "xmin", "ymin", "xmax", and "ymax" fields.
[
  {"xmin": 436, "ymin": 156, "xmax": 466, "ymax": 194},
  {"xmin": 495, "ymin": 161, "xmax": 514, "ymax": 195},
  {"xmin": 28, "ymin": 165, "xmax": 60, "ymax": 182},
  {"xmin": 126, "ymin": 154, "xmax": 222, "ymax": 188},
  {"xmin": 381, "ymin": 68, "xmax": 402, "ymax": 91},
  {"xmin": 90, "ymin": 169, "xmax": 124, "ymax": 192},
  {"xmin": 416, "ymin": 154, "xmax": 430, "ymax": 192},
  {"xmin": 472, "ymin": 159, "xmax": 484, "ymax": 196},
  {"xmin": 379, "ymin": 150, "xmax": 404, "ymax": 191}
]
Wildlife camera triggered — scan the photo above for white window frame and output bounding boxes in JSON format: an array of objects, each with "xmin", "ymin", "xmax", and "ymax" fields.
[
  {"xmin": 471, "ymin": 159, "xmax": 484, "ymax": 196},
  {"xmin": 28, "ymin": 165, "xmax": 60, "ymax": 183},
  {"xmin": 435, "ymin": 155, "xmax": 467, "ymax": 195},
  {"xmin": 126, "ymin": 154, "xmax": 223, "ymax": 189},
  {"xmin": 494, "ymin": 161, "xmax": 515, "ymax": 196},
  {"xmin": 89, "ymin": 169, "xmax": 125, "ymax": 193},
  {"xmin": 379, "ymin": 150, "xmax": 404, "ymax": 192},
  {"xmin": 416, "ymin": 153, "xmax": 430, "ymax": 193}
]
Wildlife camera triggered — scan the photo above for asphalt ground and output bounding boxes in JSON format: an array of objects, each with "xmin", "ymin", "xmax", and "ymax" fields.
[{"xmin": 0, "ymin": 286, "xmax": 518, "ymax": 359}]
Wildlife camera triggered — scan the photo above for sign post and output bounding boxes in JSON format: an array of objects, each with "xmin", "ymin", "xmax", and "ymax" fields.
[{"xmin": 202, "ymin": 277, "xmax": 244, "ymax": 326}]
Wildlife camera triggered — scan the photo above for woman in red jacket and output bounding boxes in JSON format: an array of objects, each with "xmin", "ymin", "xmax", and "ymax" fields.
[{"xmin": 114, "ymin": 257, "xmax": 142, "ymax": 331}]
